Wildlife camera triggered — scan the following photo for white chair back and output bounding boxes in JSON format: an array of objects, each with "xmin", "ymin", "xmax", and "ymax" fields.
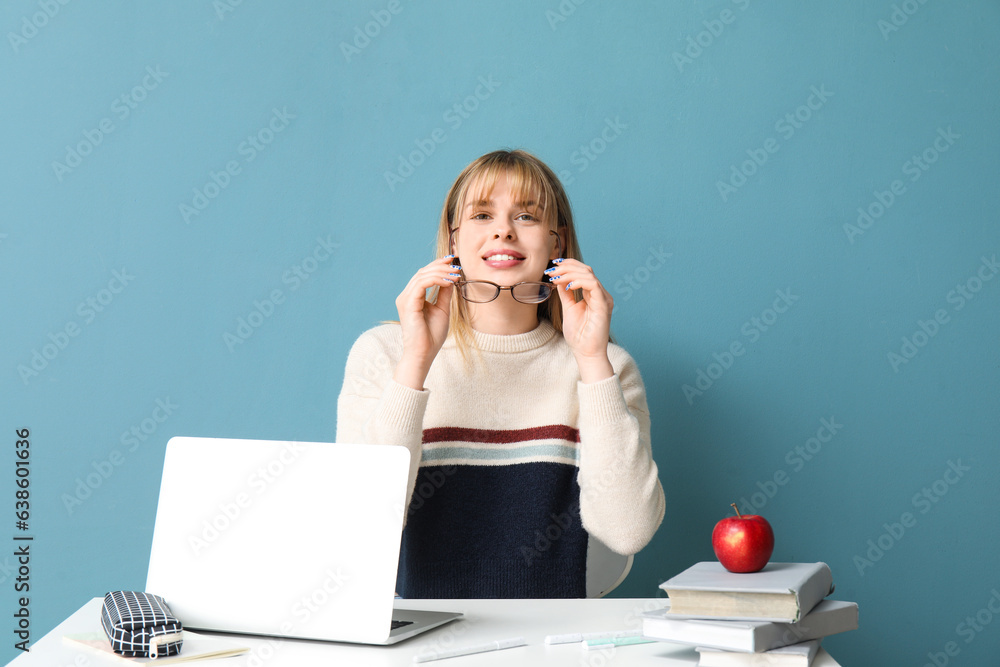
[{"xmin": 586, "ymin": 536, "xmax": 633, "ymax": 598}]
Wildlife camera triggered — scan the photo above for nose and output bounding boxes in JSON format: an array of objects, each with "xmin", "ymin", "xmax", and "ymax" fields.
[{"xmin": 493, "ymin": 217, "xmax": 515, "ymax": 240}]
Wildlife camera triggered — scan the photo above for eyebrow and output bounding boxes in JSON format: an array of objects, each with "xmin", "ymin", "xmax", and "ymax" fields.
[{"xmin": 464, "ymin": 199, "xmax": 540, "ymax": 209}]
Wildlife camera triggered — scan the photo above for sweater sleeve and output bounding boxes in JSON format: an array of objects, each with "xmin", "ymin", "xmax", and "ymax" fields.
[
  {"xmin": 335, "ymin": 325, "xmax": 427, "ymax": 513},
  {"xmin": 576, "ymin": 347, "xmax": 665, "ymax": 555}
]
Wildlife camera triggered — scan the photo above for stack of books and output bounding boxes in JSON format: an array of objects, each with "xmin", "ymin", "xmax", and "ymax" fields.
[{"xmin": 642, "ymin": 562, "xmax": 857, "ymax": 666}]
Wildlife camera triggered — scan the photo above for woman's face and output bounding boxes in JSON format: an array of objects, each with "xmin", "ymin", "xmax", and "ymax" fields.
[{"xmin": 453, "ymin": 173, "xmax": 560, "ymax": 286}]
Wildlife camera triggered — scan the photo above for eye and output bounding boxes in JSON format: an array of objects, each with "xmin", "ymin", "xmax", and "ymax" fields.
[
  {"xmin": 470, "ymin": 212, "xmax": 491, "ymax": 221},
  {"xmin": 516, "ymin": 212, "xmax": 540, "ymax": 224}
]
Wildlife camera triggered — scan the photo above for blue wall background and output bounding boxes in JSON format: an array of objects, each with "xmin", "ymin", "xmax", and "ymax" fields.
[{"xmin": 2, "ymin": 1, "xmax": 998, "ymax": 665}]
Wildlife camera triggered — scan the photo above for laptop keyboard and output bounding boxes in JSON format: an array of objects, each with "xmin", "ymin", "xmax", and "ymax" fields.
[{"xmin": 390, "ymin": 619, "xmax": 415, "ymax": 630}]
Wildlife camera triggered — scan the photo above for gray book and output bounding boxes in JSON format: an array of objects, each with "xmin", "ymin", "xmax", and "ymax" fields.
[
  {"xmin": 659, "ymin": 562, "xmax": 835, "ymax": 622},
  {"xmin": 642, "ymin": 600, "xmax": 858, "ymax": 652}
]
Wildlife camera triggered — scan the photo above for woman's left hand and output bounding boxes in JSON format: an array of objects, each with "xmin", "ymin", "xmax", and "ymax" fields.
[{"xmin": 548, "ymin": 258, "xmax": 616, "ymax": 381}]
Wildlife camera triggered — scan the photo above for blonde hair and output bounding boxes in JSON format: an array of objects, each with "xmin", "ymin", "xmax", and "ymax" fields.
[{"xmin": 433, "ymin": 149, "xmax": 584, "ymax": 363}]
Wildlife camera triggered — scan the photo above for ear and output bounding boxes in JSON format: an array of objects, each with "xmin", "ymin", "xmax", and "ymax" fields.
[{"xmin": 548, "ymin": 228, "xmax": 565, "ymax": 260}]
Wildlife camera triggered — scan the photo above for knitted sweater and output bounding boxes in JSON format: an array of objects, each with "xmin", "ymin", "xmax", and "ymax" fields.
[{"xmin": 335, "ymin": 320, "xmax": 665, "ymax": 598}]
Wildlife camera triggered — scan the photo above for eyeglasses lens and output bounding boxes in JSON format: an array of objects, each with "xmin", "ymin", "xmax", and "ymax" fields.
[
  {"xmin": 511, "ymin": 283, "xmax": 552, "ymax": 303},
  {"xmin": 459, "ymin": 281, "xmax": 499, "ymax": 303}
]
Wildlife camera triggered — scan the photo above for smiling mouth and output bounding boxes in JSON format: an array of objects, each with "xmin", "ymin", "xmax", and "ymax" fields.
[{"xmin": 483, "ymin": 254, "xmax": 524, "ymax": 262}]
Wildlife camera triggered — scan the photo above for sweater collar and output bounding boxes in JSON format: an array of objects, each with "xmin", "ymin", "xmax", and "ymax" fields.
[{"xmin": 466, "ymin": 320, "xmax": 557, "ymax": 353}]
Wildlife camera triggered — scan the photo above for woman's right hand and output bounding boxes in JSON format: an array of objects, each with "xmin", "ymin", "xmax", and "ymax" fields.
[{"xmin": 392, "ymin": 255, "xmax": 459, "ymax": 390}]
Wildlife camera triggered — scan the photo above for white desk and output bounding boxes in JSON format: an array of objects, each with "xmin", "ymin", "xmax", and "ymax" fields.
[{"xmin": 6, "ymin": 597, "xmax": 839, "ymax": 666}]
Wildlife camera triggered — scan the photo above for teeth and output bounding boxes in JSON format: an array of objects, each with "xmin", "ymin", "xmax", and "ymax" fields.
[{"xmin": 485, "ymin": 254, "xmax": 520, "ymax": 261}]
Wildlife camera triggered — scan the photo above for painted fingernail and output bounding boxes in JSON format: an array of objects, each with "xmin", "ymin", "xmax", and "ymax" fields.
[
  {"xmin": 444, "ymin": 254, "xmax": 455, "ymax": 259},
  {"xmin": 553, "ymin": 258, "xmax": 565, "ymax": 264},
  {"xmin": 565, "ymin": 282, "xmax": 573, "ymax": 290},
  {"xmin": 449, "ymin": 265, "xmax": 461, "ymax": 271},
  {"xmin": 449, "ymin": 273, "xmax": 461, "ymax": 277},
  {"xmin": 548, "ymin": 274, "xmax": 559, "ymax": 281},
  {"xmin": 543, "ymin": 267, "xmax": 556, "ymax": 274}
]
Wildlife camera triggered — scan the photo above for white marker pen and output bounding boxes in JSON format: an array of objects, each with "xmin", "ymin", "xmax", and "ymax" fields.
[{"xmin": 412, "ymin": 636, "xmax": 527, "ymax": 663}]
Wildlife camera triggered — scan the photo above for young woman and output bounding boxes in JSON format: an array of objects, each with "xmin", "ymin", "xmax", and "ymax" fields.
[{"xmin": 336, "ymin": 149, "xmax": 664, "ymax": 598}]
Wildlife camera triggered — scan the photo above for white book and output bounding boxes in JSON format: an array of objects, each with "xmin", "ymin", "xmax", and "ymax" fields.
[
  {"xmin": 64, "ymin": 630, "xmax": 248, "ymax": 664},
  {"xmin": 697, "ymin": 640, "xmax": 828, "ymax": 667},
  {"xmin": 660, "ymin": 562, "xmax": 834, "ymax": 622},
  {"xmin": 642, "ymin": 600, "xmax": 858, "ymax": 652}
]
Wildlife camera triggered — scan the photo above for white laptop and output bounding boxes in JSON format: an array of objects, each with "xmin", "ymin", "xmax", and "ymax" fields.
[{"xmin": 146, "ymin": 436, "xmax": 462, "ymax": 644}]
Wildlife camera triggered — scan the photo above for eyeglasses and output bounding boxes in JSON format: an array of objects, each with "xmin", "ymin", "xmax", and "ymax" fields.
[{"xmin": 455, "ymin": 280, "xmax": 553, "ymax": 304}]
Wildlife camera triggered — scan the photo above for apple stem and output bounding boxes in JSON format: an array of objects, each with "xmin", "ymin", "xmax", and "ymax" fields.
[{"xmin": 731, "ymin": 502, "xmax": 742, "ymax": 518}]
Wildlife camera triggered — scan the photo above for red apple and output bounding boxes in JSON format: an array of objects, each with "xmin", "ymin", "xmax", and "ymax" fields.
[{"xmin": 712, "ymin": 503, "xmax": 774, "ymax": 573}]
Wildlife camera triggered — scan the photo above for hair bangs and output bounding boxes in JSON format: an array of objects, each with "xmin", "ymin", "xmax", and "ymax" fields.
[{"xmin": 454, "ymin": 153, "xmax": 558, "ymax": 231}]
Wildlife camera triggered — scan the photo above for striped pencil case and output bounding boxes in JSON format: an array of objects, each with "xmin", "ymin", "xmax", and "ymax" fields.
[{"xmin": 101, "ymin": 591, "xmax": 183, "ymax": 659}]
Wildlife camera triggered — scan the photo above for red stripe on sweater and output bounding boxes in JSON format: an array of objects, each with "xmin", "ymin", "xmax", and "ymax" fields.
[{"xmin": 422, "ymin": 425, "xmax": 580, "ymax": 445}]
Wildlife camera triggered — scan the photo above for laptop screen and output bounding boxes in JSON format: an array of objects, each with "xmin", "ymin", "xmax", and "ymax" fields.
[{"xmin": 146, "ymin": 437, "xmax": 411, "ymax": 643}]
